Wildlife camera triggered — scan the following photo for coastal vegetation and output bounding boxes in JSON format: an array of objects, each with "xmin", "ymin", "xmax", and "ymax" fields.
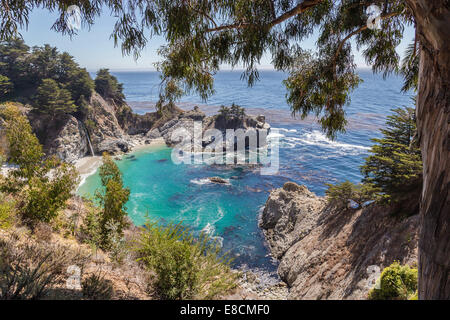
[
  {"xmin": 136, "ymin": 222, "xmax": 237, "ymax": 300},
  {"xmin": 368, "ymin": 262, "xmax": 418, "ymax": 300},
  {"xmin": 0, "ymin": 39, "xmax": 94, "ymax": 113},
  {"xmin": 326, "ymin": 105, "xmax": 422, "ymax": 216},
  {"xmin": 0, "ymin": 103, "xmax": 78, "ymax": 223},
  {"xmin": 0, "ymin": 102, "xmax": 238, "ymax": 300},
  {"xmin": 0, "ymin": 0, "xmax": 448, "ymax": 299}
]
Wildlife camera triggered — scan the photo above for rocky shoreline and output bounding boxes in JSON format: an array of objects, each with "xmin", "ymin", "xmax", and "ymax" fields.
[
  {"xmin": 259, "ymin": 182, "xmax": 419, "ymax": 299},
  {"xmin": 15, "ymin": 93, "xmax": 421, "ymax": 300}
]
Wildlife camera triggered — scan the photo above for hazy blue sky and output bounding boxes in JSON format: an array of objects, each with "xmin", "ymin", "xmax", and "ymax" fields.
[{"xmin": 20, "ymin": 7, "xmax": 415, "ymax": 72}]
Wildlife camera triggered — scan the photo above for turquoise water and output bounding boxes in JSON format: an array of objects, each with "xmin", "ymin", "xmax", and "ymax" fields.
[
  {"xmin": 78, "ymin": 145, "xmax": 279, "ymax": 270},
  {"xmin": 80, "ymin": 70, "xmax": 413, "ymax": 272}
]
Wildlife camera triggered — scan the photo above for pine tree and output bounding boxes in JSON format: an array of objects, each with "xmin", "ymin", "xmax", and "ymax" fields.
[
  {"xmin": 34, "ymin": 79, "xmax": 77, "ymax": 118},
  {"xmin": 94, "ymin": 69, "xmax": 125, "ymax": 104},
  {"xmin": 361, "ymin": 106, "xmax": 422, "ymax": 204}
]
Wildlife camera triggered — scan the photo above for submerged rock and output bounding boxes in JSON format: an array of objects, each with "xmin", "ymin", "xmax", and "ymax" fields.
[{"xmin": 208, "ymin": 177, "xmax": 229, "ymax": 184}]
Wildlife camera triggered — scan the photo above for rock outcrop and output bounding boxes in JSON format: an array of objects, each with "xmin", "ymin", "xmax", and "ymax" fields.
[
  {"xmin": 260, "ymin": 182, "xmax": 419, "ymax": 300},
  {"xmin": 26, "ymin": 94, "xmax": 181, "ymax": 162},
  {"xmin": 160, "ymin": 106, "xmax": 270, "ymax": 150}
]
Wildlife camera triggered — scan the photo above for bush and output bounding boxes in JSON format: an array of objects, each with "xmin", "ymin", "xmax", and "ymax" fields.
[
  {"xmin": 0, "ymin": 197, "xmax": 15, "ymax": 230},
  {"xmin": 23, "ymin": 161, "xmax": 79, "ymax": 223},
  {"xmin": 325, "ymin": 181, "xmax": 377, "ymax": 210},
  {"xmin": 368, "ymin": 261, "xmax": 418, "ymax": 300},
  {"xmin": 82, "ymin": 273, "xmax": 114, "ymax": 300},
  {"xmin": 80, "ymin": 204, "xmax": 102, "ymax": 248},
  {"xmin": 0, "ymin": 103, "xmax": 79, "ymax": 223},
  {"xmin": 0, "ymin": 233, "xmax": 88, "ymax": 299},
  {"xmin": 135, "ymin": 221, "xmax": 237, "ymax": 300},
  {"xmin": 0, "ymin": 75, "xmax": 13, "ymax": 98},
  {"xmin": 218, "ymin": 103, "xmax": 245, "ymax": 121}
]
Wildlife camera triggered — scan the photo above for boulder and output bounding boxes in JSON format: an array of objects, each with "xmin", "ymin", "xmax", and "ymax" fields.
[
  {"xmin": 97, "ymin": 138, "xmax": 129, "ymax": 154},
  {"xmin": 208, "ymin": 177, "xmax": 229, "ymax": 184},
  {"xmin": 146, "ymin": 128, "xmax": 161, "ymax": 139}
]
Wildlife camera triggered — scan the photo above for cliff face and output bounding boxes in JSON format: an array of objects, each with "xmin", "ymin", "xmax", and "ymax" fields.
[
  {"xmin": 260, "ymin": 182, "xmax": 419, "ymax": 300},
  {"xmin": 26, "ymin": 94, "xmax": 181, "ymax": 162}
]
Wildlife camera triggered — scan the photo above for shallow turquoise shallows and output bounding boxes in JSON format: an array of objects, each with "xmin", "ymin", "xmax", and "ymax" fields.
[{"xmin": 77, "ymin": 145, "xmax": 278, "ymax": 271}]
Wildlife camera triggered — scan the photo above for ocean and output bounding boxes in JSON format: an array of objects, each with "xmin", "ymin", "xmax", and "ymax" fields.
[{"xmin": 79, "ymin": 70, "xmax": 413, "ymax": 273}]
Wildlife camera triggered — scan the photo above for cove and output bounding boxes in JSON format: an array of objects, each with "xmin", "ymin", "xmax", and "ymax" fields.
[{"xmin": 77, "ymin": 144, "xmax": 279, "ymax": 272}]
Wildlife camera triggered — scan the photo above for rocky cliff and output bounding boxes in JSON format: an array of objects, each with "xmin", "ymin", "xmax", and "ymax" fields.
[
  {"xmin": 25, "ymin": 94, "xmax": 182, "ymax": 162},
  {"xmin": 23, "ymin": 96, "xmax": 268, "ymax": 163},
  {"xmin": 157, "ymin": 106, "xmax": 270, "ymax": 150},
  {"xmin": 260, "ymin": 182, "xmax": 419, "ymax": 299}
]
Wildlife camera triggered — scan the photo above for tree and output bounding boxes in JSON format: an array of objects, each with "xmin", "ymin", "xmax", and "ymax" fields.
[
  {"xmin": 0, "ymin": 0, "xmax": 448, "ymax": 299},
  {"xmin": 34, "ymin": 79, "xmax": 77, "ymax": 117},
  {"xmin": 361, "ymin": 107, "xmax": 422, "ymax": 205},
  {"xmin": 0, "ymin": 40, "xmax": 94, "ymax": 105},
  {"xmin": 95, "ymin": 153, "xmax": 130, "ymax": 248},
  {"xmin": 0, "ymin": 103, "xmax": 44, "ymax": 184},
  {"xmin": 94, "ymin": 69, "xmax": 125, "ymax": 104},
  {"xmin": 0, "ymin": 74, "xmax": 12, "ymax": 98},
  {"xmin": 0, "ymin": 103, "xmax": 79, "ymax": 223},
  {"xmin": 325, "ymin": 180, "xmax": 377, "ymax": 210}
]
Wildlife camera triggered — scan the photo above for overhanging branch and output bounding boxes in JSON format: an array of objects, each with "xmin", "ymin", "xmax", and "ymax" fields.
[{"xmin": 205, "ymin": 0, "xmax": 323, "ymax": 32}]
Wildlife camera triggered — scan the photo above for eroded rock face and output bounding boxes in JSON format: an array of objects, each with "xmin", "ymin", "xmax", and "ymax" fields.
[
  {"xmin": 159, "ymin": 108, "xmax": 271, "ymax": 150},
  {"xmin": 47, "ymin": 116, "xmax": 91, "ymax": 163},
  {"xmin": 260, "ymin": 182, "xmax": 419, "ymax": 300}
]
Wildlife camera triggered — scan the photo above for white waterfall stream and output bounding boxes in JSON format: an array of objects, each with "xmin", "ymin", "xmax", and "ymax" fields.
[{"xmin": 82, "ymin": 123, "xmax": 95, "ymax": 156}]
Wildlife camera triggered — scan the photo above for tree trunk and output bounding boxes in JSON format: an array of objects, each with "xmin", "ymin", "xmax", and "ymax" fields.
[{"xmin": 406, "ymin": 1, "xmax": 450, "ymax": 299}]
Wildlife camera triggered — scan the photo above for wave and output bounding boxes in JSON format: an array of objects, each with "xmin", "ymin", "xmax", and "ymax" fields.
[
  {"xmin": 272, "ymin": 127, "xmax": 297, "ymax": 133},
  {"xmin": 190, "ymin": 178, "xmax": 212, "ymax": 185},
  {"xmin": 282, "ymin": 130, "xmax": 370, "ymax": 154}
]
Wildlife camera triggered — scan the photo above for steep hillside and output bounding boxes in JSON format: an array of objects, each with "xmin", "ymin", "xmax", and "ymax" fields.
[{"xmin": 260, "ymin": 182, "xmax": 419, "ymax": 299}]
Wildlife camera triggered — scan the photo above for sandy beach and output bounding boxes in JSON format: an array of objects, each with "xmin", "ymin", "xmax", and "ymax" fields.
[{"xmin": 75, "ymin": 137, "xmax": 167, "ymax": 189}]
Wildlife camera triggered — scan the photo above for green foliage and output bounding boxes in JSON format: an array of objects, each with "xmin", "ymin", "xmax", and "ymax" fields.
[
  {"xmin": 155, "ymin": 79, "xmax": 184, "ymax": 112},
  {"xmin": 368, "ymin": 262, "xmax": 418, "ymax": 300},
  {"xmin": 0, "ymin": 1, "xmax": 418, "ymax": 140},
  {"xmin": 82, "ymin": 273, "xmax": 114, "ymax": 300},
  {"xmin": 136, "ymin": 221, "xmax": 238, "ymax": 300},
  {"xmin": 0, "ymin": 196, "xmax": 15, "ymax": 230},
  {"xmin": 361, "ymin": 106, "xmax": 422, "ymax": 204},
  {"xmin": 23, "ymin": 162, "xmax": 79, "ymax": 223},
  {"xmin": 399, "ymin": 41, "xmax": 419, "ymax": 93},
  {"xmin": 0, "ymin": 75, "xmax": 12, "ymax": 98},
  {"xmin": 104, "ymin": 219, "xmax": 127, "ymax": 264},
  {"xmin": 0, "ymin": 103, "xmax": 44, "ymax": 183},
  {"xmin": 0, "ymin": 39, "xmax": 93, "ymax": 108},
  {"xmin": 94, "ymin": 69, "xmax": 125, "ymax": 104},
  {"xmin": 34, "ymin": 79, "xmax": 77, "ymax": 117},
  {"xmin": 218, "ymin": 103, "xmax": 245, "ymax": 121},
  {"xmin": 0, "ymin": 103, "xmax": 79, "ymax": 223},
  {"xmin": 80, "ymin": 203, "xmax": 103, "ymax": 248},
  {"xmin": 325, "ymin": 180, "xmax": 377, "ymax": 210},
  {"xmin": 95, "ymin": 153, "xmax": 130, "ymax": 248}
]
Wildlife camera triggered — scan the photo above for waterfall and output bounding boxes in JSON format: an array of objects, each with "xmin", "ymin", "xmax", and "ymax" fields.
[{"xmin": 82, "ymin": 122, "xmax": 95, "ymax": 156}]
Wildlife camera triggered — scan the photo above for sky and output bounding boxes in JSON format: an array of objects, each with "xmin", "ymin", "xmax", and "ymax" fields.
[{"xmin": 19, "ymin": 7, "xmax": 415, "ymax": 72}]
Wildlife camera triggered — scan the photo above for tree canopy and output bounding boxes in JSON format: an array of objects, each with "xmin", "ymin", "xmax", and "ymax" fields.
[
  {"xmin": 0, "ymin": 1, "xmax": 417, "ymax": 139},
  {"xmin": 361, "ymin": 105, "xmax": 422, "ymax": 203},
  {"xmin": 94, "ymin": 69, "xmax": 125, "ymax": 104},
  {"xmin": 0, "ymin": 39, "xmax": 94, "ymax": 114}
]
